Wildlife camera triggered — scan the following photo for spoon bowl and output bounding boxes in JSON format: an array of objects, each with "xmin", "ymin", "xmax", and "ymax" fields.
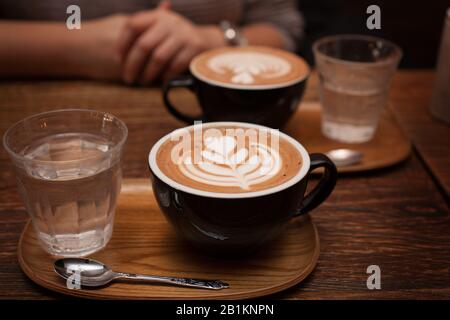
[
  {"xmin": 325, "ymin": 148, "xmax": 364, "ymax": 167},
  {"xmin": 54, "ymin": 258, "xmax": 117, "ymax": 287}
]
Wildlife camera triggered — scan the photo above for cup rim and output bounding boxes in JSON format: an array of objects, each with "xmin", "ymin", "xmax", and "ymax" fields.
[
  {"xmin": 312, "ymin": 34, "xmax": 403, "ymax": 67},
  {"xmin": 189, "ymin": 46, "xmax": 310, "ymax": 90},
  {"xmin": 3, "ymin": 108, "xmax": 128, "ymax": 165},
  {"xmin": 148, "ymin": 121, "xmax": 311, "ymax": 199}
]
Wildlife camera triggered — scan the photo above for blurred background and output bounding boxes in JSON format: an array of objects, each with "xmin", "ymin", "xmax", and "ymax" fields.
[
  {"xmin": 298, "ymin": 0, "xmax": 449, "ymax": 68},
  {"xmin": 0, "ymin": 0, "xmax": 448, "ymax": 70}
]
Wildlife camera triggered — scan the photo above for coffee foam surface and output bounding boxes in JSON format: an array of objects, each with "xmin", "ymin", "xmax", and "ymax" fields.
[
  {"xmin": 190, "ymin": 46, "xmax": 309, "ymax": 90},
  {"xmin": 152, "ymin": 124, "xmax": 306, "ymax": 195}
]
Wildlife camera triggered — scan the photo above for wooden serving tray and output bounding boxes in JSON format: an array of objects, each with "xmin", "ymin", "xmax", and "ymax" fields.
[
  {"xmin": 285, "ymin": 103, "xmax": 411, "ymax": 173},
  {"xmin": 18, "ymin": 179, "xmax": 320, "ymax": 300}
]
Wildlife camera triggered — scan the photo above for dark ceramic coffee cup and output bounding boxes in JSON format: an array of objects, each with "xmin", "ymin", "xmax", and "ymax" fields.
[
  {"xmin": 148, "ymin": 122, "xmax": 337, "ymax": 256},
  {"xmin": 162, "ymin": 53, "xmax": 309, "ymax": 129}
]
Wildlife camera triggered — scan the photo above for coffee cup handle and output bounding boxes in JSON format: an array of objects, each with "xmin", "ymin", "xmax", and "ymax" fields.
[
  {"xmin": 294, "ymin": 153, "xmax": 337, "ymax": 217},
  {"xmin": 163, "ymin": 75, "xmax": 204, "ymax": 124}
]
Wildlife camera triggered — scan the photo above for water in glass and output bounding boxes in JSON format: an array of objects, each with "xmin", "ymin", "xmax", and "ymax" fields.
[{"xmin": 16, "ymin": 132, "xmax": 122, "ymax": 257}]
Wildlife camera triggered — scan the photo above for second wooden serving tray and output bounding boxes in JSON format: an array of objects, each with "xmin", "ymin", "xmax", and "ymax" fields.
[{"xmin": 285, "ymin": 102, "xmax": 411, "ymax": 173}]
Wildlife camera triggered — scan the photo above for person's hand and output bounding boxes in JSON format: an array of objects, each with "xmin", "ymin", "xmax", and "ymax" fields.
[
  {"xmin": 80, "ymin": 14, "xmax": 129, "ymax": 81},
  {"xmin": 117, "ymin": 6, "xmax": 225, "ymax": 85}
]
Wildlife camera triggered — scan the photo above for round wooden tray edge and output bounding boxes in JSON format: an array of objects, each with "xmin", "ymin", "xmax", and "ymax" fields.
[
  {"xmin": 17, "ymin": 219, "xmax": 320, "ymax": 300},
  {"xmin": 17, "ymin": 220, "xmax": 52, "ymax": 293},
  {"xmin": 290, "ymin": 106, "xmax": 413, "ymax": 174}
]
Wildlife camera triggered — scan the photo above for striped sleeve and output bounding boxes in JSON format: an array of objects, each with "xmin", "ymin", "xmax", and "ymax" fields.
[{"xmin": 241, "ymin": 0, "xmax": 304, "ymax": 52}]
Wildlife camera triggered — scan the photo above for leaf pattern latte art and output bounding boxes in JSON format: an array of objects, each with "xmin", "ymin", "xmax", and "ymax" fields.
[
  {"xmin": 207, "ymin": 52, "xmax": 291, "ymax": 85},
  {"xmin": 178, "ymin": 136, "xmax": 281, "ymax": 190}
]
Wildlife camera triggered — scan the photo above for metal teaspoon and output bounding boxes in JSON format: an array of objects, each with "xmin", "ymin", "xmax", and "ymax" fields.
[
  {"xmin": 325, "ymin": 148, "xmax": 364, "ymax": 167},
  {"xmin": 54, "ymin": 258, "xmax": 229, "ymax": 290}
]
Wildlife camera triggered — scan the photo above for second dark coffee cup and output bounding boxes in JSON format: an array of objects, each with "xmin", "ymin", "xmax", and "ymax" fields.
[{"xmin": 163, "ymin": 46, "xmax": 310, "ymax": 128}]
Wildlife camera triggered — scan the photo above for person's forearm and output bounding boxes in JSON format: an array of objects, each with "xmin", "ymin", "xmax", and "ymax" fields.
[{"xmin": 0, "ymin": 21, "xmax": 92, "ymax": 78}]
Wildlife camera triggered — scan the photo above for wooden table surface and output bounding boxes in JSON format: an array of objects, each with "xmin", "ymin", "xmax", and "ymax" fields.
[{"xmin": 0, "ymin": 70, "xmax": 449, "ymax": 299}]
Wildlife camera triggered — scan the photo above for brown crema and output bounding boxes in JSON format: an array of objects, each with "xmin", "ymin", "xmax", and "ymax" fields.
[
  {"xmin": 190, "ymin": 46, "xmax": 309, "ymax": 88},
  {"xmin": 155, "ymin": 125, "xmax": 303, "ymax": 193}
]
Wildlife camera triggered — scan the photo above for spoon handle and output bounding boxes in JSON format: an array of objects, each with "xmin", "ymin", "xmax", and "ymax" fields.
[{"xmin": 117, "ymin": 273, "xmax": 229, "ymax": 290}]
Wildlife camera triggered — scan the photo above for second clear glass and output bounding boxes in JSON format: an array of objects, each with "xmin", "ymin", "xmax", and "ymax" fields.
[{"xmin": 313, "ymin": 35, "xmax": 402, "ymax": 143}]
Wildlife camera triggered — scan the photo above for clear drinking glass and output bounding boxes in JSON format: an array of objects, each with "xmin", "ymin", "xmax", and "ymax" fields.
[
  {"xmin": 3, "ymin": 109, "xmax": 127, "ymax": 257},
  {"xmin": 313, "ymin": 35, "xmax": 402, "ymax": 143}
]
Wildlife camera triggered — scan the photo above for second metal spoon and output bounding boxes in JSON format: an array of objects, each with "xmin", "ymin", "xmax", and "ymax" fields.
[{"xmin": 325, "ymin": 148, "xmax": 364, "ymax": 167}]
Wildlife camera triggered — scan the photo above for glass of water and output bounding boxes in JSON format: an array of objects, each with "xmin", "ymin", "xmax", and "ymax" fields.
[
  {"xmin": 313, "ymin": 35, "xmax": 402, "ymax": 143},
  {"xmin": 3, "ymin": 109, "xmax": 127, "ymax": 257}
]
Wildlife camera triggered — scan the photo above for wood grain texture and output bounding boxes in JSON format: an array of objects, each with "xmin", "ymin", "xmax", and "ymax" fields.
[
  {"xmin": 18, "ymin": 179, "xmax": 320, "ymax": 300},
  {"xmin": 389, "ymin": 70, "xmax": 450, "ymax": 199},
  {"xmin": 1, "ymin": 71, "xmax": 450, "ymax": 299}
]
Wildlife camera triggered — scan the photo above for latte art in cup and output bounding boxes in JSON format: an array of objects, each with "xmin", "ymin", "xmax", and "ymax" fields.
[
  {"xmin": 190, "ymin": 46, "xmax": 309, "ymax": 89},
  {"xmin": 174, "ymin": 133, "xmax": 282, "ymax": 191},
  {"xmin": 150, "ymin": 123, "xmax": 306, "ymax": 195},
  {"xmin": 207, "ymin": 52, "xmax": 291, "ymax": 85}
]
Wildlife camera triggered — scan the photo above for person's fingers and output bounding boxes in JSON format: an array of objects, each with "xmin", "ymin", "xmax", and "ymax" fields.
[
  {"xmin": 128, "ymin": 11, "xmax": 158, "ymax": 31},
  {"xmin": 116, "ymin": 11, "xmax": 157, "ymax": 62},
  {"xmin": 162, "ymin": 48, "xmax": 196, "ymax": 82},
  {"xmin": 122, "ymin": 46, "xmax": 147, "ymax": 84},
  {"xmin": 140, "ymin": 37, "xmax": 182, "ymax": 85},
  {"xmin": 122, "ymin": 25, "xmax": 168, "ymax": 84},
  {"xmin": 116, "ymin": 27, "xmax": 138, "ymax": 63}
]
